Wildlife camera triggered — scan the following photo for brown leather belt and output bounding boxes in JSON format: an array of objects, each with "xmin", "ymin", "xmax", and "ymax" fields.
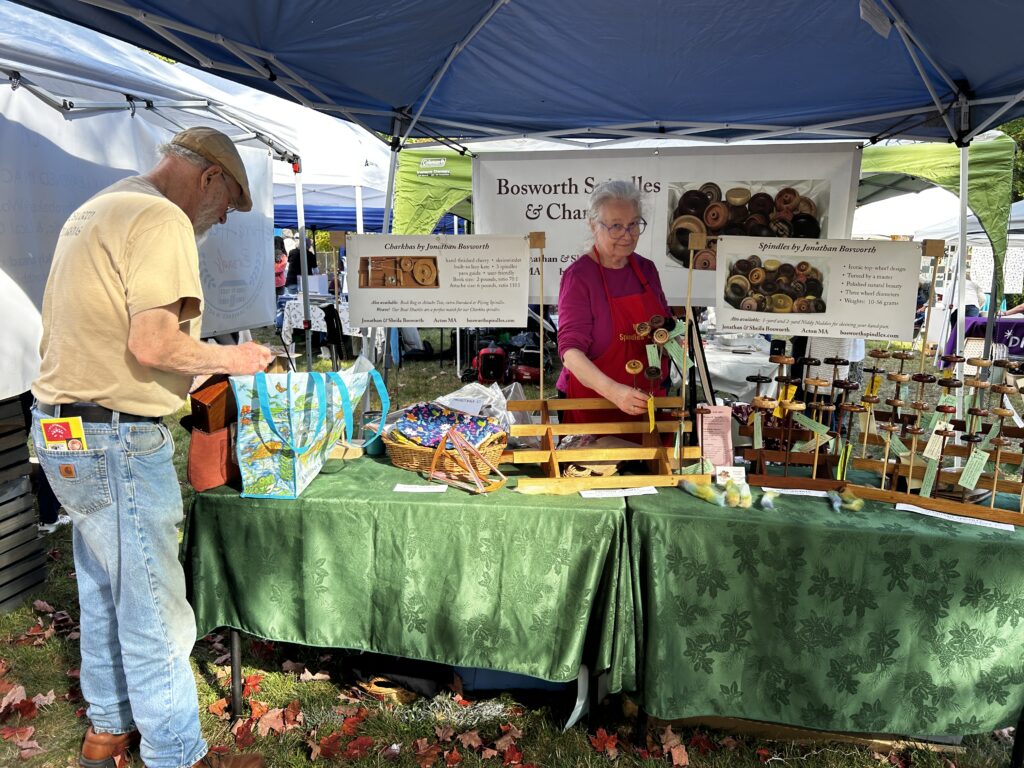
[{"xmin": 36, "ymin": 402, "xmax": 162, "ymax": 424}]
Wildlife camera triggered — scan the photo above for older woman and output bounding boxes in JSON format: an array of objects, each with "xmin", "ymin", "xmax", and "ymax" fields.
[{"xmin": 557, "ymin": 180, "xmax": 672, "ymax": 424}]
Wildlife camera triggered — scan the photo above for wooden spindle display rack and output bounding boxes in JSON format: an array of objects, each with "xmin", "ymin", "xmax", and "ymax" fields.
[
  {"xmin": 503, "ymin": 232, "xmax": 707, "ymax": 494},
  {"xmin": 741, "ymin": 353, "xmax": 847, "ymax": 490},
  {"xmin": 848, "ymin": 240, "xmax": 1024, "ymax": 526}
]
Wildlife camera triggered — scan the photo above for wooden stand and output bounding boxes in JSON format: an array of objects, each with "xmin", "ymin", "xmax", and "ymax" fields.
[{"xmin": 503, "ymin": 396, "xmax": 707, "ymax": 493}]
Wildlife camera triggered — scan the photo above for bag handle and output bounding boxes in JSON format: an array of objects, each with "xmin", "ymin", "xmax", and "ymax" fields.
[
  {"xmin": 254, "ymin": 371, "xmax": 327, "ymax": 456},
  {"xmin": 325, "ymin": 371, "xmax": 354, "ymax": 442},
  {"xmin": 361, "ymin": 369, "xmax": 390, "ymax": 448},
  {"xmin": 427, "ymin": 427, "xmax": 506, "ymax": 494}
]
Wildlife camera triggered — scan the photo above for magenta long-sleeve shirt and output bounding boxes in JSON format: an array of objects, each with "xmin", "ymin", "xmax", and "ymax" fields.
[{"xmin": 556, "ymin": 252, "xmax": 670, "ymax": 392}]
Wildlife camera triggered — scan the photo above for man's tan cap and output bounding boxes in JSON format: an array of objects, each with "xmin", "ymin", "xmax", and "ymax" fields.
[{"xmin": 170, "ymin": 126, "xmax": 252, "ymax": 212}]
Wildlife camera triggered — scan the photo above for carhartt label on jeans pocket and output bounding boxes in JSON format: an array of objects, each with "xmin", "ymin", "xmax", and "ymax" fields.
[{"xmin": 58, "ymin": 464, "xmax": 77, "ymax": 479}]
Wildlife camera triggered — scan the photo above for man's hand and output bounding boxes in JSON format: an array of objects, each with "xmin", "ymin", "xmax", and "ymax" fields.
[{"xmin": 231, "ymin": 342, "xmax": 273, "ymax": 374}]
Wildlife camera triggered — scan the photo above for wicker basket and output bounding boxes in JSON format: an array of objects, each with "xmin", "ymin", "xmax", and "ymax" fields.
[{"xmin": 382, "ymin": 430, "xmax": 507, "ymax": 476}]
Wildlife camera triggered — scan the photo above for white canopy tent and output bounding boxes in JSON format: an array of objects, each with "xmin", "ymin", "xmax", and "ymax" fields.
[{"xmin": 0, "ymin": 0, "xmax": 388, "ymax": 397}]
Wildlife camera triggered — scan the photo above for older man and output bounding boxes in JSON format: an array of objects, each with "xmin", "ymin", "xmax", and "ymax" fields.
[{"xmin": 31, "ymin": 127, "xmax": 271, "ymax": 768}]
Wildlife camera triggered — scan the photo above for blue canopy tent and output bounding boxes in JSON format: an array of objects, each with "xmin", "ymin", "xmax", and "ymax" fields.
[
  {"xmin": 9, "ymin": 1, "xmax": 1024, "ymax": 145},
  {"xmin": 12, "ymin": 0, "xmax": 1024, "ymax": 358}
]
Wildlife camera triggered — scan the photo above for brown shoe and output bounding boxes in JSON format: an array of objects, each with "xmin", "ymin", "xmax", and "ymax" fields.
[
  {"xmin": 193, "ymin": 753, "xmax": 265, "ymax": 768},
  {"xmin": 79, "ymin": 727, "xmax": 141, "ymax": 768}
]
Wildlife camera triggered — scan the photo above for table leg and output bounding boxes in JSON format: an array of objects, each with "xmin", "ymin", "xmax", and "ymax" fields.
[
  {"xmin": 230, "ymin": 629, "xmax": 243, "ymax": 722},
  {"xmin": 1011, "ymin": 707, "xmax": 1024, "ymax": 768}
]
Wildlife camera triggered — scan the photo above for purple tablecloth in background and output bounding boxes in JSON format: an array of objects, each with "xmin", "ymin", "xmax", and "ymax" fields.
[{"xmin": 942, "ymin": 315, "xmax": 1024, "ymax": 358}]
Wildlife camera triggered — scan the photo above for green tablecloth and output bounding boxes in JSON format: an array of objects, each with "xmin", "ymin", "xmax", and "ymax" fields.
[
  {"xmin": 185, "ymin": 459, "xmax": 635, "ymax": 691},
  {"xmin": 629, "ymin": 488, "xmax": 1024, "ymax": 734}
]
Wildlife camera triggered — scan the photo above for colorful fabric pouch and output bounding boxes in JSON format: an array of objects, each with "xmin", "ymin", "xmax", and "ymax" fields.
[{"xmin": 391, "ymin": 401, "xmax": 503, "ymax": 449}]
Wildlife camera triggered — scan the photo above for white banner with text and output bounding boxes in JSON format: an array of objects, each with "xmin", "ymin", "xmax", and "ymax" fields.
[
  {"xmin": 715, "ymin": 236, "xmax": 920, "ymax": 340},
  {"xmin": 473, "ymin": 144, "xmax": 860, "ymax": 305},
  {"xmin": 347, "ymin": 234, "xmax": 530, "ymax": 327}
]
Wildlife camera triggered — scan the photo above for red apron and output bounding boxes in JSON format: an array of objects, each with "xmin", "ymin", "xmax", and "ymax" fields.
[{"xmin": 565, "ymin": 249, "xmax": 670, "ymax": 425}]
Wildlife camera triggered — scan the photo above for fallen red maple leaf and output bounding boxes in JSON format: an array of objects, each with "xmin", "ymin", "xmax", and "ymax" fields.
[
  {"xmin": 589, "ymin": 728, "xmax": 618, "ymax": 758},
  {"xmin": 756, "ymin": 746, "xmax": 773, "ymax": 763},
  {"xmin": 0, "ymin": 725, "xmax": 32, "ymax": 742},
  {"xmin": 241, "ymin": 674, "xmax": 263, "ymax": 699},
  {"xmin": 689, "ymin": 732, "xmax": 717, "ymax": 755},
  {"xmin": 13, "ymin": 698, "xmax": 38, "ymax": 721},
  {"xmin": 316, "ymin": 731, "xmax": 343, "ymax": 761},
  {"xmin": 340, "ymin": 708, "xmax": 368, "ymax": 736},
  {"xmin": 452, "ymin": 693, "xmax": 472, "ymax": 708},
  {"xmin": 502, "ymin": 744, "xmax": 523, "ymax": 766},
  {"xmin": 208, "ymin": 745, "xmax": 230, "ymax": 755},
  {"xmin": 231, "ymin": 718, "xmax": 255, "ymax": 749},
  {"xmin": 444, "ymin": 747, "xmax": 463, "ymax": 766},
  {"xmin": 494, "ymin": 723, "xmax": 522, "ymax": 752},
  {"xmin": 342, "ymin": 735, "xmax": 374, "ymax": 760}
]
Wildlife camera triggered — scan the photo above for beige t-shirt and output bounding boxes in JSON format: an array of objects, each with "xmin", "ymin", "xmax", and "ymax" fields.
[{"xmin": 32, "ymin": 176, "xmax": 204, "ymax": 417}]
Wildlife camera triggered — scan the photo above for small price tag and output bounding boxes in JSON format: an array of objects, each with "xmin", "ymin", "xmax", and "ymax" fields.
[
  {"xmin": 920, "ymin": 458, "xmax": 938, "ymax": 498},
  {"xmin": 793, "ymin": 412, "xmax": 829, "ymax": 437},
  {"xmin": 889, "ymin": 434, "xmax": 910, "ymax": 457},
  {"xmin": 923, "ymin": 394, "xmax": 955, "ymax": 433},
  {"xmin": 922, "ymin": 421, "xmax": 951, "ymax": 462},
  {"xmin": 979, "ymin": 422, "xmax": 1000, "ymax": 452},
  {"xmin": 794, "ymin": 435, "xmax": 832, "ymax": 454},
  {"xmin": 772, "ymin": 385, "xmax": 798, "ymax": 419},
  {"xmin": 857, "ymin": 409, "xmax": 876, "ymax": 435},
  {"xmin": 836, "ymin": 439, "xmax": 852, "ymax": 480},
  {"xmin": 752, "ymin": 412, "xmax": 763, "ymax": 450},
  {"xmin": 957, "ymin": 446, "xmax": 990, "ymax": 490}
]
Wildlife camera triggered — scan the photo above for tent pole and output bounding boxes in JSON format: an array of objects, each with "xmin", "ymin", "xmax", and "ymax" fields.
[
  {"xmin": 293, "ymin": 160, "xmax": 313, "ymax": 371},
  {"xmin": 355, "ymin": 185, "xmax": 364, "ymax": 234},
  {"xmin": 952, "ymin": 146, "xmax": 969, "ymax": 426}
]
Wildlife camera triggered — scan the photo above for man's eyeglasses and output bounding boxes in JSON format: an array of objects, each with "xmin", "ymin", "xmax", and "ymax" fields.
[
  {"xmin": 597, "ymin": 219, "xmax": 647, "ymax": 238},
  {"xmin": 219, "ymin": 173, "xmax": 238, "ymax": 214}
]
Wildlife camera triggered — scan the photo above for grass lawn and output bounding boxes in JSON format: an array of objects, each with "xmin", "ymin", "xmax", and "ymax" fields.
[{"xmin": 1, "ymin": 328, "xmax": 1018, "ymax": 767}]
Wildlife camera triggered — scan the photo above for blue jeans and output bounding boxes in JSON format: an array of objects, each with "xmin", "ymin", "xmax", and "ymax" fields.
[{"xmin": 31, "ymin": 410, "xmax": 206, "ymax": 768}]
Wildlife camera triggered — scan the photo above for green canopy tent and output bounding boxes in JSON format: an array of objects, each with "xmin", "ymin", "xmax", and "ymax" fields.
[
  {"xmin": 392, "ymin": 150, "xmax": 473, "ymax": 235},
  {"xmin": 861, "ymin": 133, "xmax": 1016, "ymax": 297}
]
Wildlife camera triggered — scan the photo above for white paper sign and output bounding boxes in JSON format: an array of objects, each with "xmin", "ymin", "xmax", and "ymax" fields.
[
  {"xmin": 347, "ymin": 234, "xmax": 530, "ymax": 327},
  {"xmin": 895, "ymin": 503, "xmax": 1014, "ymax": 531},
  {"xmin": 393, "ymin": 484, "xmax": 448, "ymax": 493},
  {"xmin": 716, "ymin": 237, "xmax": 920, "ymax": 340},
  {"xmin": 473, "ymin": 144, "xmax": 860, "ymax": 304},
  {"xmin": 580, "ymin": 486, "xmax": 659, "ymax": 498}
]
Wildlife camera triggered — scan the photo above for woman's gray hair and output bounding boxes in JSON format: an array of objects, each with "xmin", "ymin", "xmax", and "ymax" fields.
[
  {"xmin": 158, "ymin": 142, "xmax": 214, "ymax": 170},
  {"xmin": 587, "ymin": 180, "xmax": 644, "ymax": 224}
]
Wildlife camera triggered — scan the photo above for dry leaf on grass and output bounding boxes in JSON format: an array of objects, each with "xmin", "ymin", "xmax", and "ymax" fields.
[
  {"xmin": 249, "ymin": 701, "xmax": 269, "ymax": 721},
  {"xmin": 458, "ymin": 730, "xmax": 483, "ymax": 749},
  {"xmin": 444, "ymin": 747, "xmax": 463, "ymax": 766},
  {"xmin": 256, "ymin": 708, "xmax": 284, "ymax": 737},
  {"xmin": 31, "ymin": 691, "xmax": 55, "ymax": 708},
  {"xmin": 670, "ymin": 744, "xmax": 689, "ymax": 767},
  {"xmin": 435, "ymin": 725, "xmax": 455, "ymax": 742},
  {"xmin": 300, "ymin": 669, "xmax": 330, "ymax": 682},
  {"xmin": 32, "ymin": 600, "xmax": 54, "ymax": 614},
  {"xmin": 502, "ymin": 744, "xmax": 523, "ymax": 766},
  {"xmin": 660, "ymin": 725, "xmax": 681, "ymax": 750},
  {"xmin": 413, "ymin": 738, "xmax": 442, "ymax": 768},
  {"xmin": 208, "ymin": 699, "xmax": 230, "ymax": 720},
  {"xmin": 494, "ymin": 723, "xmax": 522, "ymax": 751}
]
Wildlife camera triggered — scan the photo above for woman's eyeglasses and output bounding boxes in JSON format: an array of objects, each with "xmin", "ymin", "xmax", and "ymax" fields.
[{"xmin": 597, "ymin": 219, "xmax": 647, "ymax": 237}]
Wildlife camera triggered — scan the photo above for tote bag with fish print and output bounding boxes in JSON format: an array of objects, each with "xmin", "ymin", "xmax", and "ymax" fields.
[{"xmin": 231, "ymin": 367, "xmax": 389, "ymax": 499}]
